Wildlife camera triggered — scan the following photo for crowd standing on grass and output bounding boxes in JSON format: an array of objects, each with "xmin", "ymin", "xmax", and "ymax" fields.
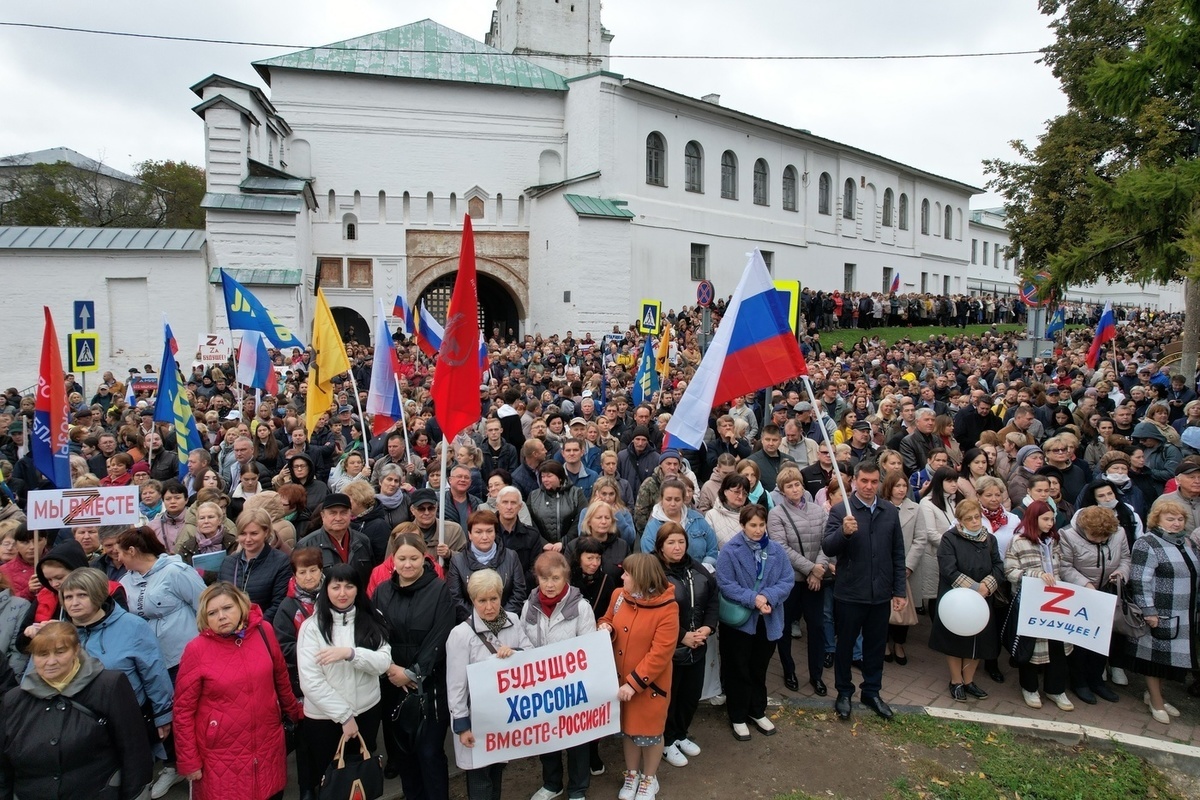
[{"xmin": 0, "ymin": 299, "xmax": 1194, "ymax": 800}]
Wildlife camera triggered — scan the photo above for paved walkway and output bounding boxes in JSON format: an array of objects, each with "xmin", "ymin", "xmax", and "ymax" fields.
[{"xmin": 765, "ymin": 613, "xmax": 1200, "ymax": 745}]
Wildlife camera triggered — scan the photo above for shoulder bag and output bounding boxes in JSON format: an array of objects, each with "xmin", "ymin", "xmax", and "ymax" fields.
[
  {"xmin": 719, "ymin": 559, "xmax": 765, "ymax": 627},
  {"xmin": 1104, "ymin": 572, "xmax": 1146, "ymax": 639}
]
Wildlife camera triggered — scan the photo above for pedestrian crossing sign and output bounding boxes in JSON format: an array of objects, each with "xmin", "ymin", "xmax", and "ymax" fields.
[
  {"xmin": 638, "ymin": 299, "xmax": 662, "ymax": 334},
  {"xmin": 68, "ymin": 333, "xmax": 99, "ymax": 373}
]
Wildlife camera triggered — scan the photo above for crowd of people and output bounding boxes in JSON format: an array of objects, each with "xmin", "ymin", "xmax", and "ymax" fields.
[{"xmin": 0, "ymin": 298, "xmax": 1195, "ymax": 800}]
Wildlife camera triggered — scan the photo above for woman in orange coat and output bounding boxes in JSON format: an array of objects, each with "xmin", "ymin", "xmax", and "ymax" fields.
[{"xmin": 598, "ymin": 553, "xmax": 679, "ymax": 800}]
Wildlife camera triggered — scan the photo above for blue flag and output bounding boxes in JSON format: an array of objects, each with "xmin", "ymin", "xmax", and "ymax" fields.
[
  {"xmin": 220, "ymin": 269, "xmax": 306, "ymax": 350},
  {"xmin": 153, "ymin": 319, "xmax": 204, "ymax": 481},
  {"xmin": 631, "ymin": 335, "xmax": 660, "ymax": 406},
  {"xmin": 1046, "ymin": 307, "xmax": 1065, "ymax": 337}
]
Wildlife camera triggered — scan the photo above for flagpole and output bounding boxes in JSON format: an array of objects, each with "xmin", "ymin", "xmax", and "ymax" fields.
[
  {"xmin": 394, "ymin": 375, "xmax": 416, "ymax": 470},
  {"xmin": 801, "ymin": 375, "xmax": 851, "ymax": 517},
  {"xmin": 347, "ymin": 371, "xmax": 371, "ymax": 457},
  {"xmin": 437, "ymin": 441, "xmax": 448, "ymax": 549}
]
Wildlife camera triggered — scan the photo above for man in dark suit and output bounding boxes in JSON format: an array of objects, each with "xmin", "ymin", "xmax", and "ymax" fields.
[{"xmin": 822, "ymin": 461, "xmax": 907, "ymax": 722}]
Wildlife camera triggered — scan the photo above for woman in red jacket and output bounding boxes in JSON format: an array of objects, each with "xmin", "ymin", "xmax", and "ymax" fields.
[{"xmin": 174, "ymin": 582, "xmax": 302, "ymax": 800}]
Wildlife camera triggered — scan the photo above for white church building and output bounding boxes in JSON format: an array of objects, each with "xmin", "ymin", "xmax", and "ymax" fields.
[{"xmin": 0, "ymin": 0, "xmax": 1183, "ymax": 385}]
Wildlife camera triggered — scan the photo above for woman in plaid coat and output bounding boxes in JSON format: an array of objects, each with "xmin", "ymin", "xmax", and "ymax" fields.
[
  {"xmin": 1129, "ymin": 499, "xmax": 1199, "ymax": 724},
  {"xmin": 1004, "ymin": 501, "xmax": 1074, "ymax": 712}
]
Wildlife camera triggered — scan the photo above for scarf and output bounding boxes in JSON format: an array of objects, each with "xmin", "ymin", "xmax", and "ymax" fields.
[
  {"xmin": 1037, "ymin": 534, "xmax": 1055, "ymax": 574},
  {"xmin": 45, "ymin": 658, "xmax": 82, "ymax": 693},
  {"xmin": 377, "ymin": 491, "xmax": 407, "ymax": 510},
  {"xmin": 956, "ymin": 525, "xmax": 989, "ymax": 543},
  {"xmin": 470, "ymin": 543, "xmax": 498, "ymax": 565},
  {"xmin": 196, "ymin": 526, "xmax": 226, "ymax": 552},
  {"xmin": 981, "ymin": 504, "xmax": 1009, "ymax": 533},
  {"xmin": 743, "ymin": 532, "xmax": 768, "ymax": 580},
  {"xmin": 1155, "ymin": 527, "xmax": 1190, "ymax": 548},
  {"xmin": 140, "ymin": 500, "xmax": 163, "ymax": 518},
  {"xmin": 482, "ymin": 613, "xmax": 508, "ymax": 637},
  {"xmin": 538, "ymin": 588, "xmax": 567, "ymax": 619}
]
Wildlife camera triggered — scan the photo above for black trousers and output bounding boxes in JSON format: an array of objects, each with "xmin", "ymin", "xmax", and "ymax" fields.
[
  {"xmin": 777, "ymin": 582, "xmax": 825, "ymax": 682},
  {"xmin": 301, "ymin": 703, "xmax": 383, "ymax": 792},
  {"xmin": 719, "ymin": 618, "xmax": 776, "ymax": 724},
  {"xmin": 164, "ymin": 665, "xmax": 179, "ymax": 763},
  {"xmin": 381, "ymin": 692, "xmax": 451, "ymax": 800},
  {"xmin": 1018, "ymin": 640, "xmax": 1069, "ymax": 695},
  {"xmin": 540, "ymin": 743, "xmax": 590, "ymax": 797},
  {"xmin": 466, "ymin": 764, "xmax": 506, "ymax": 800},
  {"xmin": 664, "ymin": 658, "xmax": 705, "ymax": 745},
  {"xmin": 1068, "ymin": 644, "xmax": 1109, "ymax": 691},
  {"xmin": 833, "ymin": 599, "xmax": 890, "ymax": 699},
  {"xmin": 887, "ymin": 624, "xmax": 909, "ymax": 645}
]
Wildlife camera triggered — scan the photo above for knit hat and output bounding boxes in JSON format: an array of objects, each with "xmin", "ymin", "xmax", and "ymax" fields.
[
  {"xmin": 1016, "ymin": 445, "xmax": 1043, "ymax": 469},
  {"xmin": 660, "ymin": 449, "xmax": 682, "ymax": 463},
  {"xmin": 631, "ymin": 425, "xmax": 651, "ymax": 441}
]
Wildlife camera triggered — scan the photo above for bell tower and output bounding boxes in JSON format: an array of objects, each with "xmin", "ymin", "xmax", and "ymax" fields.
[{"xmin": 485, "ymin": 0, "xmax": 612, "ymax": 78}]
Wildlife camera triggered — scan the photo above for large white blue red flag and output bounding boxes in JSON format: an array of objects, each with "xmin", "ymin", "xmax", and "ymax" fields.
[
  {"xmin": 666, "ymin": 250, "xmax": 809, "ymax": 450},
  {"xmin": 1085, "ymin": 301, "xmax": 1116, "ymax": 369},
  {"xmin": 235, "ymin": 330, "xmax": 279, "ymax": 394},
  {"xmin": 392, "ymin": 292, "xmax": 414, "ymax": 336},
  {"xmin": 368, "ymin": 299, "xmax": 405, "ymax": 435},
  {"xmin": 417, "ymin": 303, "xmax": 444, "ymax": 359}
]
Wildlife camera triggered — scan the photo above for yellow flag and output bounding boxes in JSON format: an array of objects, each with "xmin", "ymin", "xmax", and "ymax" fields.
[
  {"xmin": 655, "ymin": 322, "xmax": 672, "ymax": 382},
  {"xmin": 307, "ymin": 289, "xmax": 350, "ymax": 435}
]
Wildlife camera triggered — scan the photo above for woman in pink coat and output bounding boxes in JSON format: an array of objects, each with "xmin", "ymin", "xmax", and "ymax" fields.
[{"xmin": 174, "ymin": 582, "xmax": 303, "ymax": 800}]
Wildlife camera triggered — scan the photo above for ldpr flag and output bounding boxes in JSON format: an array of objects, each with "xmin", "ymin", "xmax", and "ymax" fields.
[
  {"xmin": 631, "ymin": 335, "xmax": 659, "ymax": 406},
  {"xmin": 666, "ymin": 250, "xmax": 809, "ymax": 450},
  {"xmin": 220, "ymin": 269, "xmax": 306, "ymax": 350},
  {"xmin": 33, "ymin": 307, "xmax": 71, "ymax": 488},
  {"xmin": 307, "ymin": 289, "xmax": 350, "ymax": 435},
  {"xmin": 153, "ymin": 318, "xmax": 203, "ymax": 481},
  {"xmin": 431, "ymin": 215, "xmax": 482, "ymax": 440}
]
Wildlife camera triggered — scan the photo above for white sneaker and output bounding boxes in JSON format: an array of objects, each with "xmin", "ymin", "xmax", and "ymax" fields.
[
  {"xmin": 676, "ymin": 737, "xmax": 701, "ymax": 757},
  {"xmin": 1143, "ymin": 692, "xmax": 1181, "ymax": 717},
  {"xmin": 1022, "ymin": 690, "xmax": 1042, "ymax": 709},
  {"xmin": 1047, "ymin": 693, "xmax": 1074, "ymax": 711},
  {"xmin": 531, "ymin": 788, "xmax": 564, "ymax": 800},
  {"xmin": 151, "ymin": 767, "xmax": 183, "ymax": 799},
  {"xmin": 618, "ymin": 770, "xmax": 640, "ymax": 800},
  {"xmin": 706, "ymin": 693, "xmax": 726, "ymax": 706},
  {"xmin": 634, "ymin": 775, "xmax": 657, "ymax": 800},
  {"xmin": 1109, "ymin": 667, "xmax": 1129, "ymax": 686},
  {"xmin": 791, "ymin": 622, "xmax": 804, "ymax": 638},
  {"xmin": 663, "ymin": 743, "xmax": 688, "ymax": 767}
]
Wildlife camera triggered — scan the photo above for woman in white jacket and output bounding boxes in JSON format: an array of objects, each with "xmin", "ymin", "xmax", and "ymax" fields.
[
  {"xmin": 447, "ymin": 569, "xmax": 534, "ymax": 800},
  {"xmin": 521, "ymin": 552, "xmax": 597, "ymax": 800},
  {"xmin": 297, "ymin": 563, "xmax": 392, "ymax": 799},
  {"xmin": 909, "ymin": 467, "xmax": 960, "ymax": 619}
]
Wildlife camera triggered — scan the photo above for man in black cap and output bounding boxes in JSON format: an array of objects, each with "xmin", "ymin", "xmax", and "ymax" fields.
[
  {"xmin": 408, "ymin": 487, "xmax": 467, "ymax": 563},
  {"xmin": 295, "ymin": 493, "xmax": 374, "ymax": 583},
  {"xmin": 847, "ymin": 420, "xmax": 877, "ymax": 468}
]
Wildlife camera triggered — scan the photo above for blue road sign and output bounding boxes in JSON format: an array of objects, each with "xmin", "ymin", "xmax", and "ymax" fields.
[{"xmin": 73, "ymin": 300, "xmax": 95, "ymax": 331}]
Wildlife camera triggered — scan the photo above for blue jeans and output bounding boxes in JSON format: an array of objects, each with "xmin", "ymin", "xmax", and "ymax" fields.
[{"xmin": 823, "ymin": 590, "xmax": 862, "ymax": 660}]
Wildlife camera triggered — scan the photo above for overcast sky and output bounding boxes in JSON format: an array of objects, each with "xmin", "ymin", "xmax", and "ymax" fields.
[{"xmin": 0, "ymin": 0, "xmax": 1064, "ymax": 207}]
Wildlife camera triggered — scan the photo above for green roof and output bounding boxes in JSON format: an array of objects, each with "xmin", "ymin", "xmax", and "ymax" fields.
[
  {"xmin": 0, "ymin": 226, "xmax": 205, "ymax": 251},
  {"xmin": 240, "ymin": 176, "xmax": 309, "ymax": 194},
  {"xmin": 208, "ymin": 267, "xmax": 302, "ymax": 286},
  {"xmin": 564, "ymin": 195, "xmax": 634, "ymax": 220},
  {"xmin": 253, "ymin": 19, "xmax": 567, "ymax": 91},
  {"xmin": 201, "ymin": 193, "xmax": 304, "ymax": 214}
]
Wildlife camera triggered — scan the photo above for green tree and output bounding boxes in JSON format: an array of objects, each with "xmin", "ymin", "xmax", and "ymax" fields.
[
  {"xmin": 0, "ymin": 163, "xmax": 87, "ymax": 226},
  {"xmin": 984, "ymin": 0, "xmax": 1200, "ymax": 383},
  {"xmin": 136, "ymin": 160, "xmax": 206, "ymax": 229}
]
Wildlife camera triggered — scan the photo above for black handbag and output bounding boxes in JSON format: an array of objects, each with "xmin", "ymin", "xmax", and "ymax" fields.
[
  {"xmin": 1000, "ymin": 587, "xmax": 1035, "ymax": 665},
  {"xmin": 391, "ymin": 682, "xmax": 432, "ymax": 749},
  {"xmin": 319, "ymin": 732, "xmax": 384, "ymax": 800}
]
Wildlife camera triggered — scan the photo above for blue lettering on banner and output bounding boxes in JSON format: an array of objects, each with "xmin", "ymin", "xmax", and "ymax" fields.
[{"xmin": 505, "ymin": 681, "xmax": 590, "ymax": 724}]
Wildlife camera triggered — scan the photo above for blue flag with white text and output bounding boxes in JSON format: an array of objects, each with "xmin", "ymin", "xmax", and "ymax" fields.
[
  {"xmin": 1046, "ymin": 307, "xmax": 1065, "ymax": 337},
  {"xmin": 631, "ymin": 336, "xmax": 660, "ymax": 406},
  {"xmin": 153, "ymin": 319, "xmax": 204, "ymax": 480},
  {"xmin": 220, "ymin": 269, "xmax": 306, "ymax": 350}
]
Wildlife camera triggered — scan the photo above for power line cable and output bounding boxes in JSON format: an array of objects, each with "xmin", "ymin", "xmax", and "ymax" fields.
[{"xmin": 0, "ymin": 21, "xmax": 1044, "ymax": 62}]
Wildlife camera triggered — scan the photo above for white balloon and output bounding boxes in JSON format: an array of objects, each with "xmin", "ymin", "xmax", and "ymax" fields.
[{"xmin": 939, "ymin": 587, "xmax": 991, "ymax": 637}]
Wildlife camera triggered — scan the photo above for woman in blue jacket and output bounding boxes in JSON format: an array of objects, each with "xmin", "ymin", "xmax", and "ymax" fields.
[
  {"xmin": 642, "ymin": 478, "xmax": 718, "ymax": 567},
  {"xmin": 62, "ymin": 567, "xmax": 175, "ymax": 747},
  {"xmin": 715, "ymin": 504, "xmax": 794, "ymax": 742}
]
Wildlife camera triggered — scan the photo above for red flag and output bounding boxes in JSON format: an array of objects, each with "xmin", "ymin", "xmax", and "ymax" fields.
[
  {"xmin": 431, "ymin": 215, "xmax": 482, "ymax": 439},
  {"xmin": 33, "ymin": 307, "xmax": 72, "ymax": 488}
]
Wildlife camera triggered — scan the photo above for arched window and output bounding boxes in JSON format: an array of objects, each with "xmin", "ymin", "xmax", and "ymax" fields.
[
  {"xmin": 721, "ymin": 151, "xmax": 738, "ymax": 199},
  {"xmin": 944, "ymin": 205, "xmax": 954, "ymax": 240},
  {"xmin": 646, "ymin": 132, "xmax": 665, "ymax": 186},
  {"xmin": 843, "ymin": 178, "xmax": 856, "ymax": 220},
  {"xmin": 920, "ymin": 199, "xmax": 930, "ymax": 234},
  {"xmin": 898, "ymin": 193, "xmax": 909, "ymax": 230},
  {"xmin": 753, "ymin": 159, "xmax": 769, "ymax": 205},
  {"xmin": 684, "ymin": 141, "xmax": 703, "ymax": 193},
  {"xmin": 818, "ymin": 172, "xmax": 831, "ymax": 215},
  {"xmin": 782, "ymin": 165, "xmax": 798, "ymax": 211},
  {"xmin": 343, "ymin": 213, "xmax": 358, "ymax": 240},
  {"xmin": 882, "ymin": 189, "xmax": 894, "ymax": 227}
]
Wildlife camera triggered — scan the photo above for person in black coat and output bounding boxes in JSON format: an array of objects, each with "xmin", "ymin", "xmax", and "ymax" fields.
[
  {"xmin": 344, "ymin": 482, "xmax": 394, "ymax": 565},
  {"xmin": 822, "ymin": 461, "xmax": 907, "ymax": 721},
  {"xmin": 444, "ymin": 509, "xmax": 527, "ymax": 624},
  {"xmin": 495, "ymin": 486, "xmax": 549, "ymax": 583},
  {"xmin": 373, "ymin": 535, "xmax": 455, "ymax": 799},
  {"xmin": 0, "ymin": 622, "xmax": 152, "ymax": 800},
  {"xmin": 927, "ymin": 500, "xmax": 1004, "ymax": 703},
  {"xmin": 217, "ymin": 509, "xmax": 292, "ymax": 622}
]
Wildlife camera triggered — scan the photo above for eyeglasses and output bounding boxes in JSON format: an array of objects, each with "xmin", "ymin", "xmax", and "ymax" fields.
[{"xmin": 1048, "ymin": 447, "xmax": 1069, "ymax": 453}]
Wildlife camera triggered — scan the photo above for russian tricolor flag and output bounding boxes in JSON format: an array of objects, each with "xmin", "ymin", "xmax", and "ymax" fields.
[
  {"xmin": 236, "ymin": 330, "xmax": 279, "ymax": 395},
  {"xmin": 1085, "ymin": 301, "xmax": 1116, "ymax": 369},
  {"xmin": 666, "ymin": 250, "xmax": 809, "ymax": 450},
  {"xmin": 890, "ymin": 272, "xmax": 901, "ymax": 294},
  {"xmin": 417, "ymin": 303, "xmax": 444, "ymax": 359},
  {"xmin": 368, "ymin": 299, "xmax": 404, "ymax": 435},
  {"xmin": 392, "ymin": 293, "xmax": 414, "ymax": 336}
]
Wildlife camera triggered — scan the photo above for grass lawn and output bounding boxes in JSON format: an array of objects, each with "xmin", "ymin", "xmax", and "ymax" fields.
[{"xmin": 812, "ymin": 324, "xmax": 1028, "ymax": 351}]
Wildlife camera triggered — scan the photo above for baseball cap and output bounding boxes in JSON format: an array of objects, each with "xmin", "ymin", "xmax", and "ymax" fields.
[
  {"xmin": 323, "ymin": 493, "xmax": 352, "ymax": 510},
  {"xmin": 410, "ymin": 488, "xmax": 439, "ymax": 508},
  {"xmin": 852, "ymin": 421, "xmax": 872, "ymax": 432},
  {"xmin": 337, "ymin": 405, "xmax": 353, "ymax": 414},
  {"xmin": 1176, "ymin": 462, "xmax": 1200, "ymax": 476},
  {"xmin": 772, "ymin": 403, "xmax": 789, "ymax": 413},
  {"xmin": 569, "ymin": 417, "xmax": 587, "ymax": 427}
]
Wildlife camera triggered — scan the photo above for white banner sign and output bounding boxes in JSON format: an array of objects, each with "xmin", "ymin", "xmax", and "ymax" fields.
[
  {"xmin": 465, "ymin": 630, "xmax": 620, "ymax": 768},
  {"xmin": 27, "ymin": 486, "xmax": 140, "ymax": 529},
  {"xmin": 1016, "ymin": 576, "xmax": 1118, "ymax": 655},
  {"xmin": 197, "ymin": 333, "xmax": 231, "ymax": 364}
]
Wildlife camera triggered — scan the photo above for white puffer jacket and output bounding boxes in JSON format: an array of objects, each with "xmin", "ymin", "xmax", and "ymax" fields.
[{"xmin": 298, "ymin": 607, "xmax": 392, "ymax": 723}]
